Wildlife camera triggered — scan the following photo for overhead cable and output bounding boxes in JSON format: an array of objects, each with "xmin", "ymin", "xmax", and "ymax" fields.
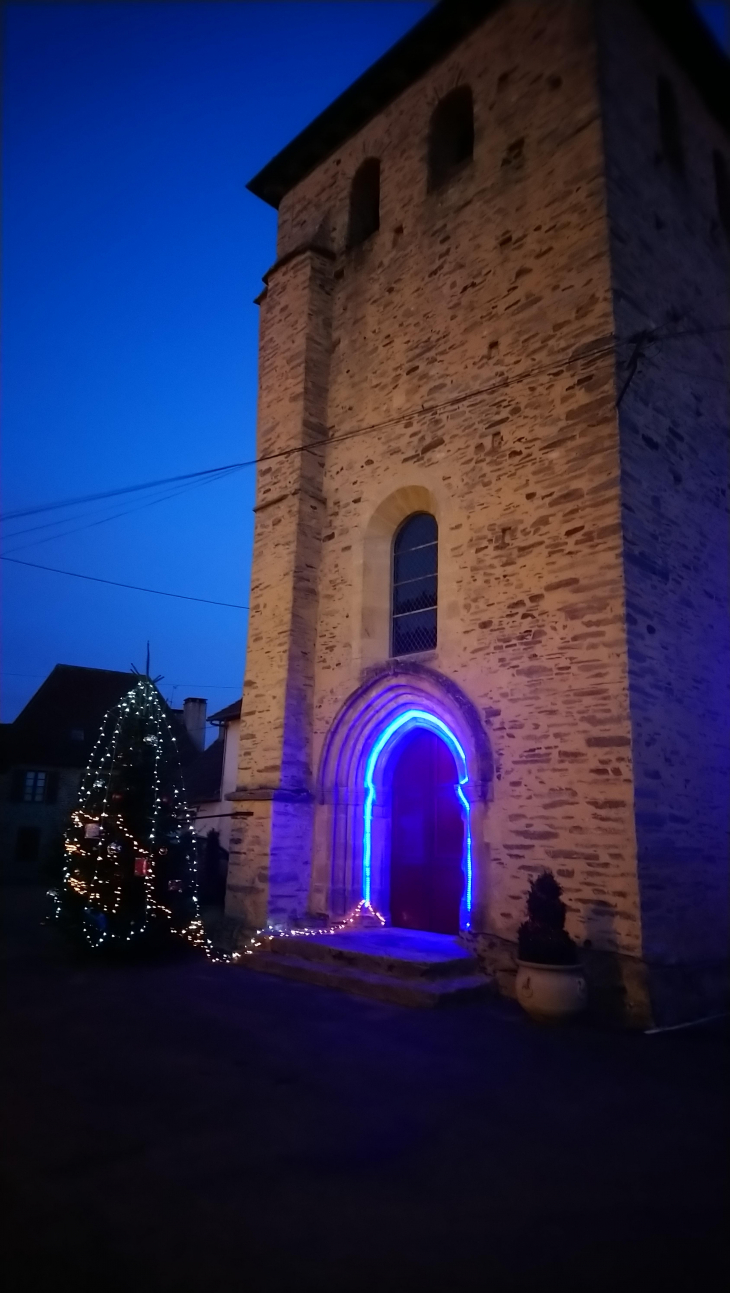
[
  {"xmin": 3, "ymin": 321, "xmax": 727, "ymax": 523},
  {"xmin": 2, "ymin": 556, "xmax": 248, "ymax": 609}
]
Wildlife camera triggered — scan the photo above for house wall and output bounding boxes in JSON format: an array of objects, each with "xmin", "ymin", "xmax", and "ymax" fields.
[
  {"xmin": 192, "ymin": 720, "xmax": 241, "ymax": 854},
  {"xmin": 228, "ymin": 0, "xmax": 649, "ymax": 998},
  {"xmin": 0, "ymin": 767, "xmax": 82, "ymax": 882},
  {"xmin": 597, "ymin": 0, "xmax": 730, "ymax": 1015}
]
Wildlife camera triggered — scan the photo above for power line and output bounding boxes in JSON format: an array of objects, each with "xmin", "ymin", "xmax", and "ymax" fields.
[
  {"xmin": 0, "ymin": 336, "xmax": 630, "ymax": 526},
  {"xmin": 4, "ymin": 466, "xmax": 240, "ymax": 543},
  {"xmin": 3, "ymin": 468, "xmax": 243, "ymax": 557},
  {"xmin": 3, "ymin": 322, "xmax": 726, "ymax": 524},
  {"xmin": 2, "ymin": 556, "xmax": 248, "ymax": 609},
  {"xmin": 1, "ymin": 320, "xmax": 724, "ymax": 616},
  {"xmin": 170, "ymin": 683, "xmax": 240, "ymax": 691},
  {"xmin": 2, "ymin": 460, "xmax": 249, "ymax": 522},
  {"xmin": 3, "ymin": 671, "xmax": 239, "ymax": 687}
]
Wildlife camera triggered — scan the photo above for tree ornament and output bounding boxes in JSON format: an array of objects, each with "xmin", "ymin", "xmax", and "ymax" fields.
[{"xmin": 59, "ymin": 675, "xmax": 203, "ymax": 952}]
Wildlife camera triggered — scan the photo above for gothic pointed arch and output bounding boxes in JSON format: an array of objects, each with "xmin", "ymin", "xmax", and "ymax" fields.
[{"xmin": 311, "ymin": 663, "xmax": 493, "ymax": 926}]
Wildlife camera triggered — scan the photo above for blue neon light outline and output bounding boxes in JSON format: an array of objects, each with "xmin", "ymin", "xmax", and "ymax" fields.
[{"xmin": 362, "ymin": 708, "xmax": 473, "ymax": 928}]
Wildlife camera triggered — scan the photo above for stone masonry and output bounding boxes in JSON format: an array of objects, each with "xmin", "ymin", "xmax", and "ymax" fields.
[
  {"xmin": 598, "ymin": 1, "xmax": 729, "ymax": 1017},
  {"xmin": 226, "ymin": 0, "xmax": 729, "ymax": 1025}
]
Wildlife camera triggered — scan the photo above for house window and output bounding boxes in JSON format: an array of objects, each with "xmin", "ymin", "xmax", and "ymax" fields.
[
  {"xmin": 15, "ymin": 826, "xmax": 41, "ymax": 862},
  {"xmin": 657, "ymin": 77, "xmax": 684, "ymax": 173},
  {"xmin": 10, "ymin": 769, "xmax": 58, "ymax": 804},
  {"xmin": 428, "ymin": 86, "xmax": 474, "ymax": 191},
  {"xmin": 713, "ymin": 151, "xmax": 730, "ymax": 236},
  {"xmin": 392, "ymin": 512, "xmax": 438, "ymax": 656},
  {"xmin": 24, "ymin": 771, "xmax": 47, "ymax": 802},
  {"xmin": 347, "ymin": 158, "xmax": 380, "ymax": 247}
]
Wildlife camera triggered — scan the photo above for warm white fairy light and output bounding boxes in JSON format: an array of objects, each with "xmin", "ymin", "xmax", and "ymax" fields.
[
  {"xmin": 219, "ymin": 899, "xmax": 386, "ymax": 965},
  {"xmin": 59, "ymin": 675, "xmax": 208, "ymax": 952},
  {"xmin": 58, "ymin": 676, "xmax": 386, "ymax": 964}
]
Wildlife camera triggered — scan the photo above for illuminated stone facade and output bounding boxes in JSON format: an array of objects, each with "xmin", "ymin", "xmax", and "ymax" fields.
[{"xmin": 226, "ymin": 0, "xmax": 729, "ymax": 1025}]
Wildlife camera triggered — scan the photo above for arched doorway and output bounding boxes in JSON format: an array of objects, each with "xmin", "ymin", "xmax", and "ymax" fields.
[
  {"xmin": 314, "ymin": 669, "xmax": 492, "ymax": 929},
  {"xmin": 389, "ymin": 728, "xmax": 464, "ymax": 934}
]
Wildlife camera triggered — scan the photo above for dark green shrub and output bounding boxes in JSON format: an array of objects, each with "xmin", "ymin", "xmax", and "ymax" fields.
[{"xmin": 517, "ymin": 870, "xmax": 579, "ymax": 966}]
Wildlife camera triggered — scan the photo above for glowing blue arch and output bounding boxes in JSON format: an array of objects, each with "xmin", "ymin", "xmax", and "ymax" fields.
[{"xmin": 362, "ymin": 708, "xmax": 473, "ymax": 929}]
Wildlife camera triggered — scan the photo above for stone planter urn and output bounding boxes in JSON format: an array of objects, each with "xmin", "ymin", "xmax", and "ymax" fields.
[
  {"xmin": 515, "ymin": 960, "xmax": 587, "ymax": 1023},
  {"xmin": 515, "ymin": 870, "xmax": 587, "ymax": 1023}
]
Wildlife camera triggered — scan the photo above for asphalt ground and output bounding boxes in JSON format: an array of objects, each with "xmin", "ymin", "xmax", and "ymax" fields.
[{"xmin": 2, "ymin": 883, "xmax": 728, "ymax": 1293}]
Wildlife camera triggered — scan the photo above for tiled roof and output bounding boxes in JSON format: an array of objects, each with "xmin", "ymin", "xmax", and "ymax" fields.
[
  {"xmin": 0, "ymin": 665, "xmax": 197, "ymax": 771},
  {"xmin": 208, "ymin": 699, "xmax": 242, "ymax": 724},
  {"xmin": 247, "ymin": 0, "xmax": 729, "ymax": 209}
]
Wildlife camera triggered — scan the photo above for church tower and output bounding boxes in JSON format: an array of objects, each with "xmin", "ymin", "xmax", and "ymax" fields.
[{"xmin": 226, "ymin": 0, "xmax": 729, "ymax": 1025}]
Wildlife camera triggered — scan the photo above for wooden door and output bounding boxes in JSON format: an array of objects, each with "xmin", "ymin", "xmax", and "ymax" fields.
[{"xmin": 389, "ymin": 729, "xmax": 464, "ymax": 934}]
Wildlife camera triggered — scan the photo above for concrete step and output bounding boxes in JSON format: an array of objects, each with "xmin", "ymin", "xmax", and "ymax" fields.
[
  {"xmin": 246, "ymin": 950, "xmax": 492, "ymax": 1007},
  {"xmin": 244, "ymin": 926, "xmax": 495, "ymax": 1007}
]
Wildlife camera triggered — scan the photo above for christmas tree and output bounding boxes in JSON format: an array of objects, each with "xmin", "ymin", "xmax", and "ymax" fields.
[{"xmin": 61, "ymin": 673, "xmax": 206, "ymax": 952}]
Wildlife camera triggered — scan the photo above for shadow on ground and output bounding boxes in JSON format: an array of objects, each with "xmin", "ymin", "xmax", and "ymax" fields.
[{"xmin": 2, "ymin": 884, "xmax": 728, "ymax": 1293}]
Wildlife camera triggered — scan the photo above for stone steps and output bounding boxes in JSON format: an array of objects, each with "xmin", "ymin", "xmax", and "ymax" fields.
[{"xmin": 244, "ymin": 926, "xmax": 495, "ymax": 1008}]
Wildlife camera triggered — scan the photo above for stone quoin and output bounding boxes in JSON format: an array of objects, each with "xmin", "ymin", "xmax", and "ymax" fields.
[{"xmin": 225, "ymin": 0, "xmax": 729, "ymax": 1026}]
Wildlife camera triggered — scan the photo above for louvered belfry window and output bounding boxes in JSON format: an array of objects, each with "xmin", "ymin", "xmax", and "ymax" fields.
[{"xmin": 391, "ymin": 512, "xmax": 438, "ymax": 656}]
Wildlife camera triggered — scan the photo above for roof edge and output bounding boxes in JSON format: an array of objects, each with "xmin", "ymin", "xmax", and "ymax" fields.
[
  {"xmin": 245, "ymin": 0, "xmax": 728, "ymax": 212},
  {"xmin": 246, "ymin": 0, "xmax": 500, "ymax": 209}
]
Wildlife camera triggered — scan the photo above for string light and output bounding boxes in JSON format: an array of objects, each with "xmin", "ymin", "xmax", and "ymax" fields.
[
  {"xmin": 228, "ymin": 899, "xmax": 386, "ymax": 963},
  {"xmin": 58, "ymin": 675, "xmax": 213, "ymax": 953},
  {"xmin": 56, "ymin": 677, "xmax": 388, "ymax": 963},
  {"xmin": 362, "ymin": 709, "xmax": 473, "ymax": 928}
]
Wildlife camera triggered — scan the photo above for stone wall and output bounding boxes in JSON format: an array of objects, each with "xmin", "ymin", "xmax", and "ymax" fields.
[
  {"xmin": 598, "ymin": 1, "xmax": 730, "ymax": 992},
  {"xmin": 229, "ymin": 0, "xmax": 728, "ymax": 1022},
  {"xmin": 233, "ymin": 0, "xmax": 645, "ymax": 959},
  {"xmin": 226, "ymin": 246, "xmax": 334, "ymax": 927},
  {"xmin": 0, "ymin": 768, "xmax": 81, "ymax": 882}
]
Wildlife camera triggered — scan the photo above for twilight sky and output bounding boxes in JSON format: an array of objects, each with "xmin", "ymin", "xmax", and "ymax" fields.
[
  {"xmin": 1, "ymin": 1, "xmax": 429, "ymax": 723},
  {"xmin": 1, "ymin": 1, "xmax": 727, "ymax": 724}
]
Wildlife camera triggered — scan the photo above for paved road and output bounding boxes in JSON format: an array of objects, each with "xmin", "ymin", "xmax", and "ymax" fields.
[{"xmin": 2, "ymin": 884, "xmax": 728, "ymax": 1293}]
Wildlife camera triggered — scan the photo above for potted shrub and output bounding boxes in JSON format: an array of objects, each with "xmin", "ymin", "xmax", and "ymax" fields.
[{"xmin": 515, "ymin": 870, "xmax": 587, "ymax": 1022}]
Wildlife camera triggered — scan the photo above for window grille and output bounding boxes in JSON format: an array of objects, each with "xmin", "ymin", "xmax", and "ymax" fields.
[
  {"xmin": 392, "ymin": 512, "xmax": 438, "ymax": 656},
  {"xmin": 24, "ymin": 771, "xmax": 47, "ymax": 803}
]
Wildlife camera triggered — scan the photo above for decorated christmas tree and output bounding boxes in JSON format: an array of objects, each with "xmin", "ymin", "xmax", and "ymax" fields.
[{"xmin": 60, "ymin": 672, "xmax": 206, "ymax": 952}]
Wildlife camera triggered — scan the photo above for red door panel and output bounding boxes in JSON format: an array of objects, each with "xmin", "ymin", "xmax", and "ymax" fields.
[{"xmin": 390, "ymin": 730, "xmax": 464, "ymax": 935}]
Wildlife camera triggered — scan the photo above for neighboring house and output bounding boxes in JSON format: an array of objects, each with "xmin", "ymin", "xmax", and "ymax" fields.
[
  {"xmin": 184, "ymin": 699, "xmax": 241, "ymax": 855},
  {"xmin": 184, "ymin": 700, "xmax": 241, "ymax": 906},
  {"xmin": 0, "ymin": 665, "xmax": 201, "ymax": 881},
  {"xmin": 226, "ymin": 0, "xmax": 729, "ymax": 1026}
]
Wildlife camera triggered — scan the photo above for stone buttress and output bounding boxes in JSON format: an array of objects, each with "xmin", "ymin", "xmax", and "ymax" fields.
[{"xmin": 225, "ymin": 245, "xmax": 333, "ymax": 928}]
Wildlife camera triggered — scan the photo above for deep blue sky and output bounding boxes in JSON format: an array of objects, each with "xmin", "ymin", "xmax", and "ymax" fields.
[
  {"xmin": 1, "ymin": 2, "xmax": 727, "ymax": 724},
  {"xmin": 1, "ymin": 1, "xmax": 429, "ymax": 721}
]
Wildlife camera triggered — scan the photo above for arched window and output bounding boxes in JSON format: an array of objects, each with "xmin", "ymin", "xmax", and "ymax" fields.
[
  {"xmin": 657, "ymin": 77, "xmax": 684, "ymax": 174},
  {"xmin": 713, "ymin": 151, "xmax": 730, "ymax": 237},
  {"xmin": 428, "ymin": 86, "xmax": 474, "ymax": 191},
  {"xmin": 347, "ymin": 158, "xmax": 380, "ymax": 247},
  {"xmin": 392, "ymin": 513, "xmax": 438, "ymax": 656}
]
